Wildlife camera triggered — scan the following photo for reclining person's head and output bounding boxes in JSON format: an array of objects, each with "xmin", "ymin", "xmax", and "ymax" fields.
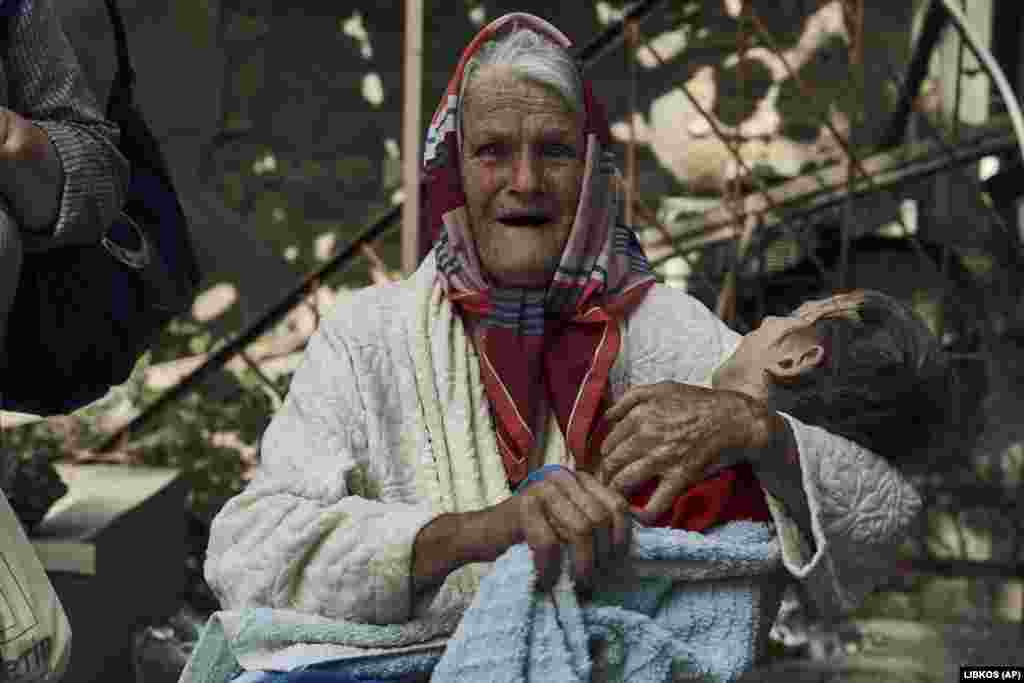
[{"xmin": 712, "ymin": 290, "xmax": 956, "ymax": 464}]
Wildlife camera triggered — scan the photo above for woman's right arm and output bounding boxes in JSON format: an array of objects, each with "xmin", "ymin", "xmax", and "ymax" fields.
[
  {"xmin": 203, "ymin": 313, "xmax": 437, "ymax": 625},
  {"xmin": 412, "ymin": 468, "xmax": 633, "ymax": 594},
  {"xmin": 204, "ymin": 290, "xmax": 634, "ymax": 620}
]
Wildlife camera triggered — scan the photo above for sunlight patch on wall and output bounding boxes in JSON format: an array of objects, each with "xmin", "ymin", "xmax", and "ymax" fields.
[
  {"xmin": 637, "ymin": 30, "xmax": 688, "ymax": 68},
  {"xmin": 876, "ymin": 199, "xmax": 919, "ymax": 238},
  {"xmin": 315, "ymin": 233, "xmax": 337, "ymax": 262},
  {"xmin": 469, "ymin": 5, "xmax": 486, "ymax": 26},
  {"xmin": 342, "ymin": 12, "xmax": 373, "ymax": 60},
  {"xmin": 723, "ymin": 0, "xmax": 743, "ymax": 18},
  {"xmin": 192, "ymin": 283, "xmax": 238, "ymax": 322},
  {"xmin": 911, "ymin": 288, "xmax": 942, "ymax": 338},
  {"xmin": 382, "ymin": 138, "xmax": 402, "ymax": 188},
  {"xmin": 253, "ymin": 153, "xmax": 277, "ymax": 175},
  {"xmin": 363, "ymin": 72, "xmax": 384, "ymax": 107},
  {"xmin": 1000, "ymin": 442, "xmax": 1023, "ymax": 486},
  {"xmin": 979, "ymin": 155, "xmax": 1000, "ymax": 182},
  {"xmin": 594, "ymin": 2, "xmax": 623, "ymax": 26}
]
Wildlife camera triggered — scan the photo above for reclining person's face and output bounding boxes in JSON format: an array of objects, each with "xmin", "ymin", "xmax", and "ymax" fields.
[
  {"xmin": 460, "ymin": 66, "xmax": 585, "ymax": 289},
  {"xmin": 712, "ymin": 292, "xmax": 867, "ymax": 398},
  {"xmin": 712, "ymin": 314, "xmax": 826, "ymax": 399}
]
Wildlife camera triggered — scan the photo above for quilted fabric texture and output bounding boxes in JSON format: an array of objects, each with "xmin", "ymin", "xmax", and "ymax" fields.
[{"xmin": 202, "ymin": 253, "xmax": 922, "ymax": 672}]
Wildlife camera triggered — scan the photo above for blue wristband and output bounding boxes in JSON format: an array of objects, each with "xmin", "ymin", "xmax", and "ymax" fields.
[{"xmin": 514, "ymin": 464, "xmax": 574, "ymax": 494}]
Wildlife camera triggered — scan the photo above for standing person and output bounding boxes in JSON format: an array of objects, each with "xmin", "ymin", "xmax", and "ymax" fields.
[
  {"xmin": 0, "ymin": 0, "xmax": 129, "ymax": 385},
  {"xmin": 198, "ymin": 13, "xmax": 922, "ymax": 681},
  {"xmin": 1, "ymin": 1, "xmax": 126, "ymax": 678}
]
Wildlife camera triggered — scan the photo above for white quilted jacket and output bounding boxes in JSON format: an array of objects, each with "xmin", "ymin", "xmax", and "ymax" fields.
[{"xmin": 205, "ymin": 253, "xmax": 922, "ymax": 651}]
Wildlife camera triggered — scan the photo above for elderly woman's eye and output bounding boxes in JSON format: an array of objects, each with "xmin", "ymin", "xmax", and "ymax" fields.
[
  {"xmin": 544, "ymin": 143, "xmax": 577, "ymax": 158},
  {"xmin": 475, "ymin": 143, "xmax": 504, "ymax": 159}
]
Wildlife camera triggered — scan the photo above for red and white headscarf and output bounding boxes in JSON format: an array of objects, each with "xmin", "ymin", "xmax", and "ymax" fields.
[{"xmin": 419, "ymin": 13, "xmax": 656, "ymax": 486}]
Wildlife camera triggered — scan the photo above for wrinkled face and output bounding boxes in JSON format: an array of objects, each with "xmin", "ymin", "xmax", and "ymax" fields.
[
  {"xmin": 711, "ymin": 314, "xmax": 823, "ymax": 399},
  {"xmin": 460, "ymin": 66, "xmax": 585, "ymax": 289}
]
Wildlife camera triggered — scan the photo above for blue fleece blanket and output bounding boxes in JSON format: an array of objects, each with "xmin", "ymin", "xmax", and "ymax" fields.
[
  {"xmin": 182, "ymin": 522, "xmax": 780, "ymax": 683},
  {"xmin": 431, "ymin": 521, "xmax": 779, "ymax": 683}
]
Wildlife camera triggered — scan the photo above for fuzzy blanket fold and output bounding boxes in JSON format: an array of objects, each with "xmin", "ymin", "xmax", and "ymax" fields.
[
  {"xmin": 431, "ymin": 520, "xmax": 781, "ymax": 683},
  {"xmin": 180, "ymin": 520, "xmax": 781, "ymax": 683},
  {"xmin": 178, "ymin": 607, "xmax": 449, "ymax": 682}
]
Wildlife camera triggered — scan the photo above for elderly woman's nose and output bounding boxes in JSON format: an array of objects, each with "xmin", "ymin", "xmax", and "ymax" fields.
[{"xmin": 509, "ymin": 152, "xmax": 542, "ymax": 193}]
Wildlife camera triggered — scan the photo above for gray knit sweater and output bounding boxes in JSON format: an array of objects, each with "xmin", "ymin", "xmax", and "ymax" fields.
[{"xmin": 1, "ymin": 0, "xmax": 129, "ymax": 248}]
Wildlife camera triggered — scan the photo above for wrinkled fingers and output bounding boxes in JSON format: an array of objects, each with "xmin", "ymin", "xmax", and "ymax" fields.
[
  {"xmin": 518, "ymin": 491, "xmax": 564, "ymax": 590},
  {"xmin": 539, "ymin": 485, "xmax": 599, "ymax": 588},
  {"xmin": 633, "ymin": 464, "xmax": 702, "ymax": 524},
  {"xmin": 597, "ymin": 430, "xmax": 640, "ymax": 486},
  {"xmin": 575, "ymin": 472, "xmax": 633, "ymax": 560}
]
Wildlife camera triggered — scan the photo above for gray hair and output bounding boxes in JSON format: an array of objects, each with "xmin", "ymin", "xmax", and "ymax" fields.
[{"xmin": 459, "ymin": 28, "xmax": 583, "ymax": 120}]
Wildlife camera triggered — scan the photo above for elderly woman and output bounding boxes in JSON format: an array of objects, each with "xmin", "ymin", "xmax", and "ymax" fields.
[{"xmin": 195, "ymin": 13, "xmax": 921, "ymax": 683}]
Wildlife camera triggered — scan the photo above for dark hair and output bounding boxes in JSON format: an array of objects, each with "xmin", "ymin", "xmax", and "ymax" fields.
[{"xmin": 765, "ymin": 291, "xmax": 958, "ymax": 465}]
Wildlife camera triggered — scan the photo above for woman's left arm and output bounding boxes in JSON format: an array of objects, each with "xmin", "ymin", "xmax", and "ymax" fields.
[
  {"xmin": 1, "ymin": 0, "xmax": 128, "ymax": 239},
  {"xmin": 603, "ymin": 287, "xmax": 923, "ymax": 615},
  {"xmin": 761, "ymin": 416, "xmax": 923, "ymax": 615}
]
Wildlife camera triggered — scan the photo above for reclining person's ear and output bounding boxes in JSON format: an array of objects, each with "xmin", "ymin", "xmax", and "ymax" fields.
[{"xmin": 767, "ymin": 343, "xmax": 825, "ymax": 381}]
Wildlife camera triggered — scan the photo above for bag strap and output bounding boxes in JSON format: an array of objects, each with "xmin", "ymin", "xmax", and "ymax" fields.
[{"xmin": 102, "ymin": 0, "xmax": 136, "ymax": 110}]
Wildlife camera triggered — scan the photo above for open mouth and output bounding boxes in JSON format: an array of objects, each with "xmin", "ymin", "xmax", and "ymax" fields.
[{"xmin": 497, "ymin": 211, "xmax": 551, "ymax": 227}]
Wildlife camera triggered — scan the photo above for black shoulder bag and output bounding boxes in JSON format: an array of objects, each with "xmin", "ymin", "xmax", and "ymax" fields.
[{"xmin": 2, "ymin": 0, "xmax": 202, "ymax": 415}]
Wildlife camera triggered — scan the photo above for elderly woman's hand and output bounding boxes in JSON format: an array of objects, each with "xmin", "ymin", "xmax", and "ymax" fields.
[
  {"xmin": 412, "ymin": 471, "xmax": 632, "ymax": 595},
  {"xmin": 597, "ymin": 381, "xmax": 778, "ymax": 524},
  {"xmin": 511, "ymin": 469, "xmax": 632, "ymax": 590}
]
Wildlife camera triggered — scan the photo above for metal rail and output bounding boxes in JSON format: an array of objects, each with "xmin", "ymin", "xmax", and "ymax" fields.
[
  {"xmin": 646, "ymin": 128, "xmax": 1017, "ymax": 268},
  {"xmin": 640, "ymin": 0, "xmax": 1017, "ymax": 322},
  {"xmin": 99, "ymin": 204, "xmax": 401, "ymax": 451}
]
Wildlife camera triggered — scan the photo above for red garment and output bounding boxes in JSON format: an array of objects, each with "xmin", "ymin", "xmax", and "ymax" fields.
[
  {"xmin": 627, "ymin": 464, "xmax": 772, "ymax": 531},
  {"xmin": 583, "ymin": 394, "xmax": 771, "ymax": 531}
]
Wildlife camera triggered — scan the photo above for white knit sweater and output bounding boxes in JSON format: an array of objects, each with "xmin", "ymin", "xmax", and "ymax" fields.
[{"xmin": 204, "ymin": 253, "xmax": 922, "ymax": 668}]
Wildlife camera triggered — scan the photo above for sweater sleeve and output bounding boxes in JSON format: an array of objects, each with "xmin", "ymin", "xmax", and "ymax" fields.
[
  {"xmin": 5, "ymin": 0, "xmax": 129, "ymax": 245},
  {"xmin": 765, "ymin": 419, "xmax": 923, "ymax": 616},
  {"xmin": 204, "ymin": 308, "xmax": 436, "ymax": 625},
  {"xmin": 633, "ymin": 287, "xmax": 923, "ymax": 615}
]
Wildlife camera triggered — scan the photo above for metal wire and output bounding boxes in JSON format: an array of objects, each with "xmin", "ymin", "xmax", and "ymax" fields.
[
  {"xmin": 637, "ymin": 38, "xmax": 833, "ymax": 282},
  {"xmin": 102, "ymin": 0, "xmax": 1023, "ymax": 451},
  {"xmin": 745, "ymin": 7, "xmax": 956, "ymax": 285},
  {"xmin": 646, "ymin": 128, "xmax": 1015, "ymax": 269}
]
